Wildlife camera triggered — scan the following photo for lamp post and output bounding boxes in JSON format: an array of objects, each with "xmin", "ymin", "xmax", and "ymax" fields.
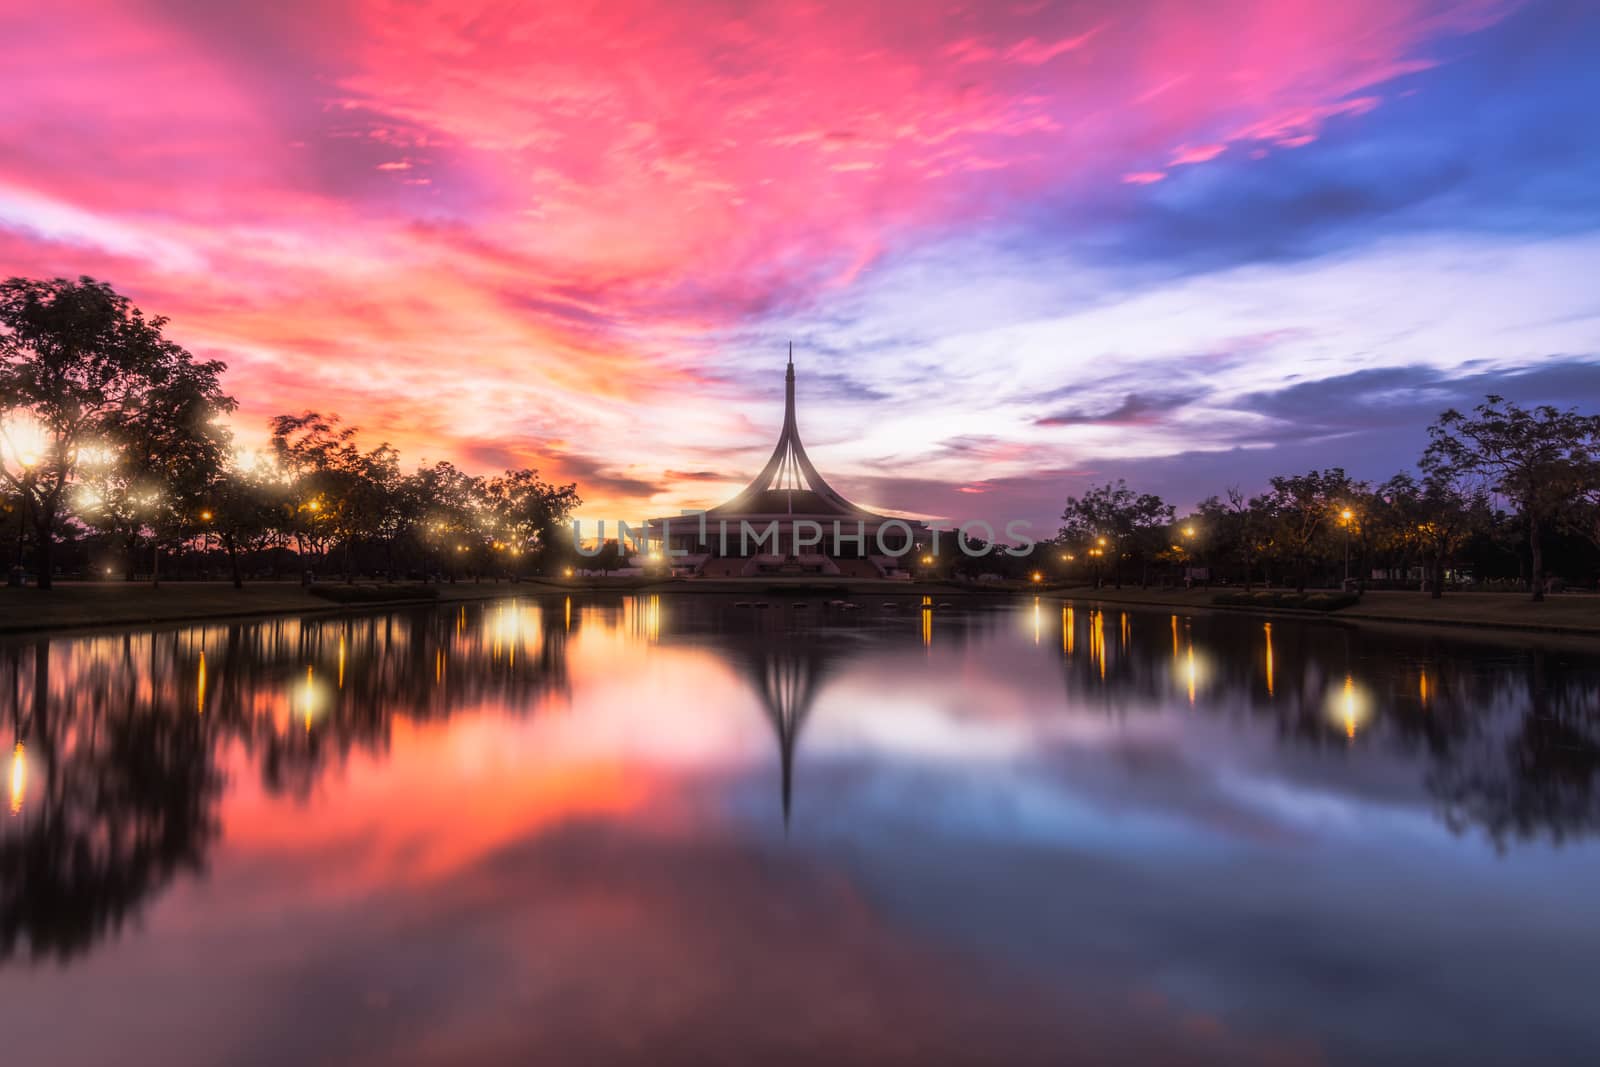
[{"xmin": 1340, "ymin": 508, "xmax": 1354, "ymax": 586}]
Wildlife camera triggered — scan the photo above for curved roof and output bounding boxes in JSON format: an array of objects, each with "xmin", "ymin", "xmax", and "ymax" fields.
[{"xmin": 704, "ymin": 354, "xmax": 896, "ymax": 520}]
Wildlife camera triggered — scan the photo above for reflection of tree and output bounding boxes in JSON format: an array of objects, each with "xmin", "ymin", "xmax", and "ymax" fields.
[
  {"xmin": 0, "ymin": 597, "xmax": 573, "ymax": 963},
  {"xmin": 1, "ymin": 639, "xmax": 220, "ymax": 962},
  {"xmin": 1428, "ymin": 653, "xmax": 1600, "ymax": 848},
  {"xmin": 189, "ymin": 601, "xmax": 571, "ymax": 798},
  {"xmin": 1052, "ymin": 604, "xmax": 1600, "ymax": 848}
]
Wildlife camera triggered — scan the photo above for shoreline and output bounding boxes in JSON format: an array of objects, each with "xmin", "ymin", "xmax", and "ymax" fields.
[
  {"xmin": 0, "ymin": 577, "xmax": 1011, "ymax": 638},
  {"xmin": 1041, "ymin": 586, "xmax": 1600, "ymax": 641},
  {"xmin": 1, "ymin": 579, "xmax": 1597, "ymax": 643}
]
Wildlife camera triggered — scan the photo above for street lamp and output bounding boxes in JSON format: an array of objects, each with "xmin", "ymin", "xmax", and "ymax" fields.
[{"xmin": 1339, "ymin": 508, "xmax": 1355, "ymax": 585}]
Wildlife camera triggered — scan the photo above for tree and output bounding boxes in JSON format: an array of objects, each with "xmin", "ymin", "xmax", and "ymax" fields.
[
  {"xmin": 589, "ymin": 538, "xmax": 628, "ymax": 574},
  {"xmin": 0, "ymin": 277, "xmax": 234, "ymax": 588},
  {"xmin": 207, "ymin": 456, "xmax": 285, "ymax": 589},
  {"xmin": 1197, "ymin": 487, "xmax": 1274, "ymax": 589},
  {"xmin": 1262, "ymin": 469, "xmax": 1362, "ymax": 592},
  {"xmin": 405, "ymin": 461, "xmax": 482, "ymax": 579},
  {"xmin": 1423, "ymin": 396, "xmax": 1600, "ymax": 601},
  {"xmin": 481, "ymin": 468, "xmax": 581, "ymax": 576},
  {"xmin": 1376, "ymin": 472, "xmax": 1491, "ymax": 598},
  {"xmin": 268, "ymin": 412, "xmax": 401, "ymax": 577},
  {"xmin": 1058, "ymin": 480, "xmax": 1173, "ymax": 588}
]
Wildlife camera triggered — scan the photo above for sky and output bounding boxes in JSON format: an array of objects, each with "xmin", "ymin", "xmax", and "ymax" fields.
[{"xmin": 2, "ymin": 0, "xmax": 1599, "ymax": 530}]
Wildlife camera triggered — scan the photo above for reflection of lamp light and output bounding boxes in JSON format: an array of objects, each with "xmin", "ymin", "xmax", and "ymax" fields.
[
  {"xmin": 1327, "ymin": 673, "xmax": 1372, "ymax": 740},
  {"xmin": 1263, "ymin": 623, "xmax": 1274, "ymax": 698},
  {"xmin": 301, "ymin": 666, "xmax": 316, "ymax": 732},
  {"xmin": 9, "ymin": 742, "xmax": 24, "ymax": 816}
]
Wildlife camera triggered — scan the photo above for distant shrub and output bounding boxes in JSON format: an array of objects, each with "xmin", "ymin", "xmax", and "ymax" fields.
[
  {"xmin": 1212, "ymin": 591, "xmax": 1357, "ymax": 612},
  {"xmin": 308, "ymin": 584, "xmax": 438, "ymax": 604}
]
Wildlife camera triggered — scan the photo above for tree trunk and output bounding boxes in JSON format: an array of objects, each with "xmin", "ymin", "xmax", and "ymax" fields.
[
  {"xmin": 151, "ymin": 541, "xmax": 161, "ymax": 589},
  {"xmin": 1529, "ymin": 513, "xmax": 1545, "ymax": 602},
  {"xmin": 1295, "ymin": 558, "xmax": 1307, "ymax": 594},
  {"xmin": 343, "ymin": 537, "xmax": 354, "ymax": 583},
  {"xmin": 225, "ymin": 530, "xmax": 243, "ymax": 590},
  {"xmin": 1430, "ymin": 556, "xmax": 1444, "ymax": 599},
  {"xmin": 32, "ymin": 516, "xmax": 53, "ymax": 590}
]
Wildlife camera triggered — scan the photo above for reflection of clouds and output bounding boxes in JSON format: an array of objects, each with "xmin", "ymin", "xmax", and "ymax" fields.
[{"xmin": 3, "ymin": 597, "xmax": 1599, "ymax": 1066}]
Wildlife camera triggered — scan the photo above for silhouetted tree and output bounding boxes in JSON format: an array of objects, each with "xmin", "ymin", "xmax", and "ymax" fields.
[
  {"xmin": 1260, "ymin": 469, "xmax": 1363, "ymax": 592},
  {"xmin": 1423, "ymin": 396, "xmax": 1600, "ymax": 600},
  {"xmin": 1058, "ymin": 480, "xmax": 1172, "ymax": 588},
  {"xmin": 0, "ymin": 277, "xmax": 234, "ymax": 588},
  {"xmin": 1376, "ymin": 471, "xmax": 1491, "ymax": 598}
]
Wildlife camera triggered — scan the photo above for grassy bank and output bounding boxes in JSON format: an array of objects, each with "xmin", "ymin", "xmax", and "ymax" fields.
[
  {"xmin": 1044, "ymin": 585, "xmax": 1600, "ymax": 637},
  {"xmin": 0, "ymin": 576, "xmax": 1016, "ymax": 636},
  {"xmin": 0, "ymin": 579, "xmax": 537, "ymax": 635}
]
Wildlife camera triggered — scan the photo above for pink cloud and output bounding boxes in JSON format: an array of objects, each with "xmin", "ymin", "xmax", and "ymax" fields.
[
  {"xmin": 1004, "ymin": 28, "xmax": 1101, "ymax": 65},
  {"xmin": 1169, "ymin": 143, "xmax": 1227, "ymax": 166},
  {"xmin": 0, "ymin": 0, "xmax": 1519, "ymax": 514}
]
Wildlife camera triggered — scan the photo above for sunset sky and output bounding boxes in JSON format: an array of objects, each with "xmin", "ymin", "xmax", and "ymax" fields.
[{"xmin": 3, "ymin": 0, "xmax": 1598, "ymax": 528}]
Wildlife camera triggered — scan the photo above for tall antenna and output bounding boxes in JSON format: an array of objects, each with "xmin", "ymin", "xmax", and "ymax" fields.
[{"xmin": 787, "ymin": 340, "xmax": 793, "ymax": 365}]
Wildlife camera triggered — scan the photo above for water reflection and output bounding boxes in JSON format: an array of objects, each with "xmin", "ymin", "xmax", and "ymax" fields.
[{"xmin": 0, "ymin": 596, "xmax": 1598, "ymax": 1064}]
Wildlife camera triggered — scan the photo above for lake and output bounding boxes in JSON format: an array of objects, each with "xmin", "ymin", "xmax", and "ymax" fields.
[{"xmin": 2, "ymin": 594, "xmax": 1598, "ymax": 1065}]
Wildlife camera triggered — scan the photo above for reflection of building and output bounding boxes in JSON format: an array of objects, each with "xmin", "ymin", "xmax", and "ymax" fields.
[
  {"xmin": 649, "ymin": 351, "xmax": 928, "ymax": 578},
  {"xmin": 752, "ymin": 646, "xmax": 820, "ymax": 829},
  {"xmin": 710, "ymin": 616, "xmax": 864, "ymax": 829}
]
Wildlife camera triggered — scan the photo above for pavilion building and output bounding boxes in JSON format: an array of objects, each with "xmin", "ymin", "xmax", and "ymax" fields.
[{"xmin": 647, "ymin": 352, "xmax": 927, "ymax": 578}]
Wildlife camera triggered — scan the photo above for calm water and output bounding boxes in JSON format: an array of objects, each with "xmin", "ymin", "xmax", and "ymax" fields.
[{"xmin": 2, "ymin": 595, "xmax": 1598, "ymax": 1066}]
